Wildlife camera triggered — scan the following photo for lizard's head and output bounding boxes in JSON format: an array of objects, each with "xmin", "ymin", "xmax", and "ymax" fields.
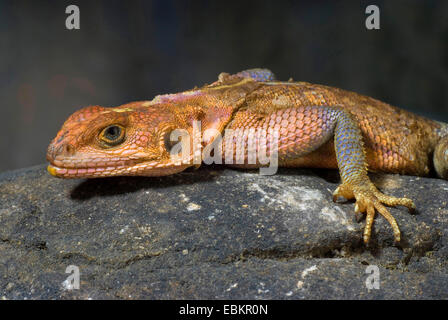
[{"xmin": 47, "ymin": 103, "xmax": 200, "ymax": 178}]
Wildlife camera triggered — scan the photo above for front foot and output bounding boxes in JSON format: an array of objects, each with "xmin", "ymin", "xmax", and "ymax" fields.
[{"xmin": 332, "ymin": 182, "xmax": 415, "ymax": 244}]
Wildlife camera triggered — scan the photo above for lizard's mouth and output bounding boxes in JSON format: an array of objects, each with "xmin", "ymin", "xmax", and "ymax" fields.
[{"xmin": 47, "ymin": 158, "xmax": 189, "ymax": 178}]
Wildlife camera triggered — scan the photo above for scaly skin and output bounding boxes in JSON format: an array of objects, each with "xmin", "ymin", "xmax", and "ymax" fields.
[{"xmin": 47, "ymin": 69, "xmax": 448, "ymax": 244}]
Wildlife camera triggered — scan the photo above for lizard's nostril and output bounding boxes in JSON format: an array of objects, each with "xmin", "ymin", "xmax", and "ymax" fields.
[
  {"xmin": 50, "ymin": 143, "xmax": 76, "ymax": 158},
  {"xmin": 46, "ymin": 142, "xmax": 76, "ymax": 162}
]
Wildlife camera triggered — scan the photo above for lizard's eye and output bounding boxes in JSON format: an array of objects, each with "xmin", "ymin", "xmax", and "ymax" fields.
[{"xmin": 100, "ymin": 125, "xmax": 126, "ymax": 146}]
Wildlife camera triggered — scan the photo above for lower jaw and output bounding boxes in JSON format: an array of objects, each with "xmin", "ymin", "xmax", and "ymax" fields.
[
  {"xmin": 47, "ymin": 163, "xmax": 190, "ymax": 179},
  {"xmin": 47, "ymin": 164, "xmax": 127, "ymax": 178}
]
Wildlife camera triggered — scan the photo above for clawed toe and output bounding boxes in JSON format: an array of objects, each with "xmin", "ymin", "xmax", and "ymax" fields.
[{"xmin": 333, "ymin": 182, "xmax": 413, "ymax": 244}]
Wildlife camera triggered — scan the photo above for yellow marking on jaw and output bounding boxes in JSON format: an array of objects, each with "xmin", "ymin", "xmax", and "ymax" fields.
[{"xmin": 47, "ymin": 165, "xmax": 57, "ymax": 176}]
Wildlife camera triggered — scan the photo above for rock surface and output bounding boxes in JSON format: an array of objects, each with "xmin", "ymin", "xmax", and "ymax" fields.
[{"xmin": 0, "ymin": 164, "xmax": 447, "ymax": 299}]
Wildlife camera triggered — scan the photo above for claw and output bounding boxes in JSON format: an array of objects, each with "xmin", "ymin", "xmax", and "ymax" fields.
[
  {"xmin": 332, "ymin": 187, "xmax": 340, "ymax": 202},
  {"xmin": 363, "ymin": 205, "xmax": 375, "ymax": 244},
  {"xmin": 333, "ymin": 182, "xmax": 412, "ymax": 244}
]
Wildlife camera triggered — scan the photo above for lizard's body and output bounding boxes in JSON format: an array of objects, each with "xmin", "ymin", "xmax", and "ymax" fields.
[{"xmin": 47, "ymin": 69, "xmax": 448, "ymax": 244}]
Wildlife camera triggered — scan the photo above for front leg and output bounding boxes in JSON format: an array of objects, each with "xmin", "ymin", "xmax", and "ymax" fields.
[
  {"xmin": 330, "ymin": 108, "xmax": 415, "ymax": 243},
  {"xmin": 226, "ymin": 105, "xmax": 415, "ymax": 244}
]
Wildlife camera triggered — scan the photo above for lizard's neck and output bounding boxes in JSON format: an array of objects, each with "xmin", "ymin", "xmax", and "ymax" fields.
[{"xmin": 149, "ymin": 77, "xmax": 262, "ymax": 112}]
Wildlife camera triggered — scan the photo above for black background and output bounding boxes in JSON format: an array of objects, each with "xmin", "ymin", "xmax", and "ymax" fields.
[{"xmin": 1, "ymin": 0, "xmax": 447, "ymax": 172}]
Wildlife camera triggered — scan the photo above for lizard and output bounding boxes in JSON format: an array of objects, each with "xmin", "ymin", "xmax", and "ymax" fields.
[{"xmin": 46, "ymin": 68, "xmax": 448, "ymax": 244}]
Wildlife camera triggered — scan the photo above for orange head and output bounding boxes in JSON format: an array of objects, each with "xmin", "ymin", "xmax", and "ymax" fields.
[{"xmin": 46, "ymin": 102, "xmax": 202, "ymax": 178}]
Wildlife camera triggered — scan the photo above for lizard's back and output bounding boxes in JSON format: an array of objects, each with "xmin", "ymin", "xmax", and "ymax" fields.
[{"xmin": 227, "ymin": 80, "xmax": 444, "ymax": 176}]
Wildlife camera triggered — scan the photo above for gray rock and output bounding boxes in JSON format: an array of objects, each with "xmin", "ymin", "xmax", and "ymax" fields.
[{"xmin": 0, "ymin": 165, "xmax": 447, "ymax": 299}]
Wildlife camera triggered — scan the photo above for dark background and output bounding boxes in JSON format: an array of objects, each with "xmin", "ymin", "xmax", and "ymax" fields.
[{"xmin": 0, "ymin": 0, "xmax": 447, "ymax": 172}]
